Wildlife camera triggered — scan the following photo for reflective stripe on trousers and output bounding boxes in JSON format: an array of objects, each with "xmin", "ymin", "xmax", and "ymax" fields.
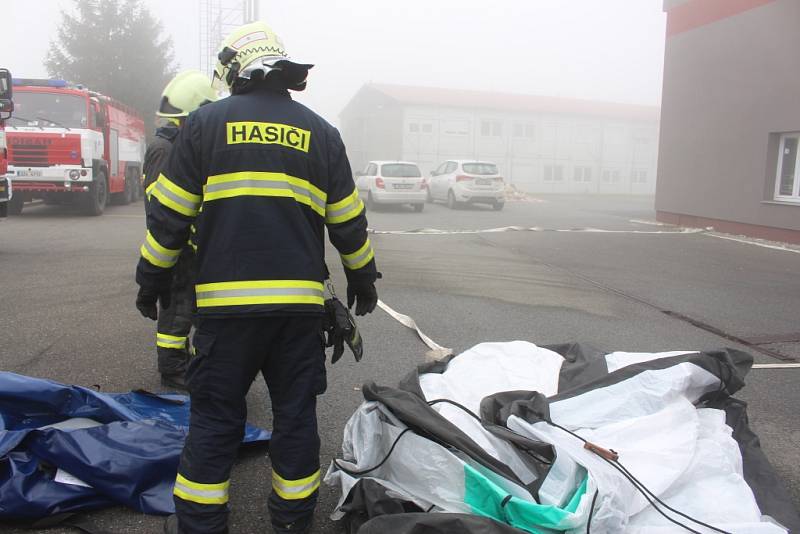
[
  {"xmin": 272, "ymin": 469, "xmax": 321, "ymax": 501},
  {"xmin": 173, "ymin": 474, "xmax": 230, "ymax": 505},
  {"xmin": 157, "ymin": 332, "xmax": 187, "ymax": 350}
]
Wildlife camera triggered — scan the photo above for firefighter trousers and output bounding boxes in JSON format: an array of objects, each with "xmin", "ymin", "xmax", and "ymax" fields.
[
  {"xmin": 173, "ymin": 316, "xmax": 327, "ymax": 534},
  {"xmin": 156, "ymin": 247, "xmax": 196, "ymax": 376}
]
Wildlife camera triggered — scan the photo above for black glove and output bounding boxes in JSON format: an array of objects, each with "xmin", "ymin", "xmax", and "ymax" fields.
[
  {"xmin": 136, "ymin": 285, "xmax": 171, "ymax": 321},
  {"xmin": 323, "ymin": 297, "xmax": 363, "ymax": 364},
  {"xmin": 346, "ymin": 275, "xmax": 379, "ymax": 316}
]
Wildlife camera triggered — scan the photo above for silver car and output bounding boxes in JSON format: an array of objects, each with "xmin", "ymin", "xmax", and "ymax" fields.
[{"xmin": 355, "ymin": 160, "xmax": 427, "ymax": 212}]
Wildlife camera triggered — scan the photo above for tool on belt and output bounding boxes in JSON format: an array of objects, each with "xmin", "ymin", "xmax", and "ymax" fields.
[{"xmin": 323, "ymin": 280, "xmax": 363, "ymax": 363}]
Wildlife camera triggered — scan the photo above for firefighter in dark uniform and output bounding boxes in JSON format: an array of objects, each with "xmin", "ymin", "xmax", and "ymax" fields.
[
  {"xmin": 134, "ymin": 22, "xmax": 379, "ymax": 534},
  {"xmin": 141, "ymin": 70, "xmax": 219, "ymax": 390}
]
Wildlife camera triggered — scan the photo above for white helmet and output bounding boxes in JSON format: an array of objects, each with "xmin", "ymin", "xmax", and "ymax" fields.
[
  {"xmin": 212, "ymin": 21, "xmax": 313, "ymax": 92},
  {"xmin": 157, "ymin": 70, "xmax": 218, "ymax": 118}
]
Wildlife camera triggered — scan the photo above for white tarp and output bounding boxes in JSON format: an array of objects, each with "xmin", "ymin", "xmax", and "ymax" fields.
[{"xmin": 326, "ymin": 342, "xmax": 789, "ymax": 534}]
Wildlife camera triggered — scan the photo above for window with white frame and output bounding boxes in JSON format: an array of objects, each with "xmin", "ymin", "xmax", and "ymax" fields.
[
  {"xmin": 408, "ymin": 122, "xmax": 419, "ymax": 133},
  {"xmin": 513, "ymin": 122, "xmax": 535, "ymax": 139},
  {"xmin": 543, "ymin": 165, "xmax": 564, "ymax": 182},
  {"xmin": 421, "ymin": 122, "xmax": 433, "ymax": 134},
  {"xmin": 775, "ymin": 133, "xmax": 800, "ymax": 202},
  {"xmin": 602, "ymin": 169, "xmax": 621, "ymax": 183},
  {"xmin": 481, "ymin": 120, "xmax": 503, "ymax": 137},
  {"xmin": 573, "ymin": 166, "xmax": 592, "ymax": 182},
  {"xmin": 631, "ymin": 170, "xmax": 648, "ymax": 184}
]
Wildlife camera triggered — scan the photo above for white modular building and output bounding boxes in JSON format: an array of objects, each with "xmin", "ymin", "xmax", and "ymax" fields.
[{"xmin": 340, "ymin": 84, "xmax": 660, "ymax": 195}]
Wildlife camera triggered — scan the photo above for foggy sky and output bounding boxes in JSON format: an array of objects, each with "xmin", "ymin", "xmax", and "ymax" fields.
[{"xmin": 2, "ymin": 0, "xmax": 666, "ymax": 125}]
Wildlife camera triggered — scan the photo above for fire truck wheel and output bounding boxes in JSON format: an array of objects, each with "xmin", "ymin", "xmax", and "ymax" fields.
[
  {"xmin": 112, "ymin": 176, "xmax": 134, "ymax": 206},
  {"xmin": 130, "ymin": 178, "xmax": 141, "ymax": 202},
  {"xmin": 83, "ymin": 173, "xmax": 108, "ymax": 216},
  {"xmin": 8, "ymin": 196, "xmax": 24, "ymax": 216}
]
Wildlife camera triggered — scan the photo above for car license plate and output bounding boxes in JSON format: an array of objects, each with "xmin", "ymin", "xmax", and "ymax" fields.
[
  {"xmin": 16, "ymin": 169, "xmax": 43, "ymax": 177},
  {"xmin": 476, "ymin": 178, "xmax": 492, "ymax": 186},
  {"xmin": 394, "ymin": 183, "xmax": 413, "ymax": 190}
]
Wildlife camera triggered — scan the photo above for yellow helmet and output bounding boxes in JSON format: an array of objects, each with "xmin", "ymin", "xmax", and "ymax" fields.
[
  {"xmin": 157, "ymin": 70, "xmax": 218, "ymax": 118},
  {"xmin": 212, "ymin": 21, "xmax": 313, "ymax": 92}
]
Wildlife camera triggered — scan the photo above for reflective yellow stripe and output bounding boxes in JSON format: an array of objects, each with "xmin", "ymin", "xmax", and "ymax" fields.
[
  {"xmin": 326, "ymin": 188, "xmax": 365, "ymax": 224},
  {"xmin": 173, "ymin": 474, "xmax": 229, "ymax": 505},
  {"xmin": 145, "ymin": 180, "xmax": 156, "ymax": 199},
  {"xmin": 203, "ymin": 172, "xmax": 327, "ymax": 217},
  {"xmin": 195, "ymin": 280, "xmax": 325, "ymax": 309},
  {"xmin": 140, "ymin": 231, "xmax": 181, "ymax": 269},
  {"xmin": 341, "ymin": 238, "xmax": 375, "ymax": 270},
  {"xmin": 151, "ymin": 174, "xmax": 202, "ymax": 217},
  {"xmin": 272, "ymin": 469, "xmax": 321, "ymax": 501},
  {"xmin": 156, "ymin": 333, "xmax": 187, "ymax": 349}
]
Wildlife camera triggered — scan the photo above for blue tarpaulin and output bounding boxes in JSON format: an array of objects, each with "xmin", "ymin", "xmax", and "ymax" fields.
[{"xmin": 0, "ymin": 372, "xmax": 270, "ymax": 519}]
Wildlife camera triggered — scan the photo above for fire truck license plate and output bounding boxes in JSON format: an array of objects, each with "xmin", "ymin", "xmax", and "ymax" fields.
[{"xmin": 16, "ymin": 170, "xmax": 43, "ymax": 177}]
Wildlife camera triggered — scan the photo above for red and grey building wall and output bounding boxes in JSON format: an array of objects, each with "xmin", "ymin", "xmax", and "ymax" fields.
[{"xmin": 656, "ymin": 0, "xmax": 800, "ymax": 244}]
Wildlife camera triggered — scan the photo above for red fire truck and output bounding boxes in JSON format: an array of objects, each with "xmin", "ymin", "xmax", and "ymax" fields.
[
  {"xmin": 6, "ymin": 79, "xmax": 145, "ymax": 215},
  {"xmin": 0, "ymin": 69, "xmax": 12, "ymax": 218}
]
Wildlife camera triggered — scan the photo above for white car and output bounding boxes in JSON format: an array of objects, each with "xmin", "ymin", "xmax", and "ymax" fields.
[
  {"xmin": 355, "ymin": 160, "xmax": 427, "ymax": 212},
  {"xmin": 428, "ymin": 160, "xmax": 505, "ymax": 210}
]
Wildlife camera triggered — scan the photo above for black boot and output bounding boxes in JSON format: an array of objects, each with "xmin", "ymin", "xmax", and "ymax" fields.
[
  {"xmin": 160, "ymin": 372, "xmax": 188, "ymax": 390},
  {"xmin": 164, "ymin": 514, "xmax": 180, "ymax": 534},
  {"xmin": 272, "ymin": 516, "xmax": 313, "ymax": 533}
]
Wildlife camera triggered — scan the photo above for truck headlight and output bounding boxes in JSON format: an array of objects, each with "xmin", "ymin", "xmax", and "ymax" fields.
[{"xmin": 68, "ymin": 170, "xmax": 80, "ymax": 180}]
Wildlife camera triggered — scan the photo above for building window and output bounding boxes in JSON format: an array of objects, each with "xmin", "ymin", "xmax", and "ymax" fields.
[
  {"xmin": 422, "ymin": 122, "xmax": 433, "ymax": 134},
  {"xmin": 573, "ymin": 166, "xmax": 592, "ymax": 182},
  {"xmin": 409, "ymin": 122, "xmax": 419, "ymax": 133},
  {"xmin": 775, "ymin": 133, "xmax": 800, "ymax": 202},
  {"xmin": 481, "ymin": 120, "xmax": 503, "ymax": 137},
  {"xmin": 513, "ymin": 122, "xmax": 535, "ymax": 139},
  {"xmin": 631, "ymin": 170, "xmax": 648, "ymax": 184},
  {"xmin": 602, "ymin": 169, "xmax": 621, "ymax": 183},
  {"xmin": 543, "ymin": 165, "xmax": 564, "ymax": 182}
]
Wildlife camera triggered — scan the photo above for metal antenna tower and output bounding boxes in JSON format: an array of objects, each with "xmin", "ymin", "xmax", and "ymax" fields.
[{"xmin": 199, "ymin": 0, "xmax": 261, "ymax": 77}]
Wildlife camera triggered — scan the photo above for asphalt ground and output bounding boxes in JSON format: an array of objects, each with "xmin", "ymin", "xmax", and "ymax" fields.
[{"xmin": 0, "ymin": 194, "xmax": 798, "ymax": 533}]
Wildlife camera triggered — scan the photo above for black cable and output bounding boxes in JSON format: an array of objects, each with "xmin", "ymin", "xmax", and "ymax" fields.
[
  {"xmin": 585, "ymin": 490, "xmax": 598, "ymax": 534},
  {"xmin": 427, "ymin": 398, "xmax": 482, "ymax": 422},
  {"xmin": 333, "ymin": 428, "xmax": 412, "ymax": 477},
  {"xmin": 426, "ymin": 399, "xmax": 553, "ymax": 465},
  {"xmin": 611, "ymin": 459, "xmax": 732, "ymax": 534},
  {"xmin": 546, "ymin": 420, "xmax": 732, "ymax": 534}
]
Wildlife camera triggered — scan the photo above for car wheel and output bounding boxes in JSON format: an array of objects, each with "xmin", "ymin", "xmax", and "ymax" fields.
[
  {"xmin": 83, "ymin": 172, "xmax": 108, "ymax": 216},
  {"xmin": 447, "ymin": 190, "xmax": 458, "ymax": 210},
  {"xmin": 413, "ymin": 203, "xmax": 424, "ymax": 213},
  {"xmin": 492, "ymin": 201, "xmax": 505, "ymax": 211}
]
